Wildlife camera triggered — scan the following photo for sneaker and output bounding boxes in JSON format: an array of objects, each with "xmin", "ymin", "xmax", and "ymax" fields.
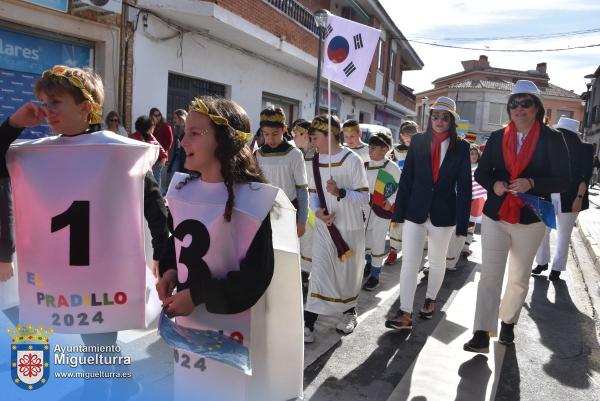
[
  {"xmin": 549, "ymin": 270, "xmax": 561, "ymax": 281},
  {"xmin": 463, "ymin": 331, "xmax": 490, "ymax": 353},
  {"xmin": 532, "ymin": 264, "xmax": 548, "ymax": 275},
  {"xmin": 304, "ymin": 327, "xmax": 315, "ymax": 343},
  {"xmin": 363, "ymin": 262, "xmax": 372, "ymax": 278},
  {"xmin": 419, "ymin": 298, "xmax": 436, "ymax": 319},
  {"xmin": 384, "ymin": 250, "xmax": 397, "ymax": 265},
  {"xmin": 499, "ymin": 321, "xmax": 515, "ymax": 346},
  {"xmin": 336, "ymin": 312, "xmax": 358, "ymax": 334},
  {"xmin": 384, "ymin": 310, "xmax": 413, "ymax": 331},
  {"xmin": 422, "ymin": 265, "xmax": 429, "ymax": 275},
  {"xmin": 362, "ymin": 276, "xmax": 380, "ymax": 291}
]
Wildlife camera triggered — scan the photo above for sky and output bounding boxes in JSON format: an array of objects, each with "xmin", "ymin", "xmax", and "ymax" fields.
[{"xmin": 380, "ymin": 0, "xmax": 600, "ymax": 95}]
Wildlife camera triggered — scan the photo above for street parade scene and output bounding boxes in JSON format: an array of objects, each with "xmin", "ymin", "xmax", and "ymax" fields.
[{"xmin": 0, "ymin": 0, "xmax": 599, "ymax": 400}]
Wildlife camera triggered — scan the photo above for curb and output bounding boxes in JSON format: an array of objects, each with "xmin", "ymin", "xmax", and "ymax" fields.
[{"xmin": 576, "ymin": 216, "xmax": 600, "ymax": 274}]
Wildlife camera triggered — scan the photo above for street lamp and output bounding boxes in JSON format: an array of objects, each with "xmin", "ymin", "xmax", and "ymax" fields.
[
  {"xmin": 314, "ymin": 9, "xmax": 330, "ymax": 116},
  {"xmin": 584, "ymin": 73, "xmax": 595, "ymax": 141}
]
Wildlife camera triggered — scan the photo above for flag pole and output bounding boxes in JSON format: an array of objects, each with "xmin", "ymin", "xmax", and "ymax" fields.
[{"xmin": 328, "ymin": 78, "xmax": 332, "ymax": 178}]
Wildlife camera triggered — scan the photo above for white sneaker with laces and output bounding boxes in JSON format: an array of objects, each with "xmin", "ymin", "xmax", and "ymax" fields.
[
  {"xmin": 336, "ymin": 312, "xmax": 358, "ymax": 334},
  {"xmin": 304, "ymin": 327, "xmax": 315, "ymax": 343}
]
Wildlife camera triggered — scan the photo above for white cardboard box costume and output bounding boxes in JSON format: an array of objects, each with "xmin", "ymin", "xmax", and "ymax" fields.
[
  {"xmin": 7, "ymin": 131, "xmax": 159, "ymax": 333},
  {"xmin": 166, "ymin": 174, "xmax": 303, "ymax": 401}
]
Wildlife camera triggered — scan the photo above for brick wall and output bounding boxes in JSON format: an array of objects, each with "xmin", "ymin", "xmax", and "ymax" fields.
[{"xmin": 211, "ymin": 0, "xmax": 319, "ymax": 57}]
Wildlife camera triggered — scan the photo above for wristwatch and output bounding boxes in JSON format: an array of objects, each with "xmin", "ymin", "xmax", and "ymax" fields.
[{"xmin": 337, "ymin": 188, "xmax": 346, "ymax": 201}]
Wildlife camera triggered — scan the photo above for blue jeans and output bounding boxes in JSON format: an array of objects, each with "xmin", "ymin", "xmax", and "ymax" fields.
[{"xmin": 152, "ymin": 163, "xmax": 164, "ymax": 190}]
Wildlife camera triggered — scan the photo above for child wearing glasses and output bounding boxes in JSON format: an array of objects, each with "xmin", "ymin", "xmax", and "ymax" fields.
[
  {"xmin": 156, "ymin": 96, "xmax": 303, "ymax": 401},
  {"xmin": 386, "ymin": 96, "xmax": 471, "ymax": 332}
]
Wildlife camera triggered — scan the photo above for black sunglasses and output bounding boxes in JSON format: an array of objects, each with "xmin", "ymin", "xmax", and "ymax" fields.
[
  {"xmin": 508, "ymin": 99, "xmax": 534, "ymax": 110},
  {"xmin": 152, "ymin": 113, "xmax": 161, "ymax": 118},
  {"xmin": 109, "ymin": 118, "xmax": 119, "ymax": 122}
]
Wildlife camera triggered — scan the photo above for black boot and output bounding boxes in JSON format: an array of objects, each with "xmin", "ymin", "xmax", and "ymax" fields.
[
  {"xmin": 499, "ymin": 321, "xmax": 515, "ymax": 346},
  {"xmin": 464, "ymin": 331, "xmax": 490, "ymax": 353},
  {"xmin": 549, "ymin": 270, "xmax": 561, "ymax": 281},
  {"xmin": 531, "ymin": 264, "xmax": 548, "ymax": 275}
]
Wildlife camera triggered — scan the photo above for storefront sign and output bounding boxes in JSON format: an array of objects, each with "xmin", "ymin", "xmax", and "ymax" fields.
[
  {"xmin": 0, "ymin": 28, "xmax": 91, "ymax": 75},
  {"xmin": 22, "ymin": 0, "xmax": 69, "ymax": 13}
]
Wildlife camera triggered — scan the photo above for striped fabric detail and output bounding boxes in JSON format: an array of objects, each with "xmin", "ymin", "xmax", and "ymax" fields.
[
  {"xmin": 310, "ymin": 293, "xmax": 358, "ymax": 304},
  {"xmin": 471, "ymin": 165, "xmax": 487, "ymax": 199}
]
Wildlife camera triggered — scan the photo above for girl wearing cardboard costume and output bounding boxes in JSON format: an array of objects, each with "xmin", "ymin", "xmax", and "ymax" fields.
[
  {"xmin": 304, "ymin": 115, "xmax": 369, "ymax": 342},
  {"xmin": 255, "ymin": 107, "xmax": 309, "ymax": 238},
  {"xmin": 157, "ymin": 97, "xmax": 303, "ymax": 401}
]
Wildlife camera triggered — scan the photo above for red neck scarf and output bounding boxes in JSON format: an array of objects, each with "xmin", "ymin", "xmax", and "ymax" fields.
[
  {"xmin": 498, "ymin": 120, "xmax": 541, "ymax": 223},
  {"xmin": 431, "ymin": 131, "xmax": 450, "ymax": 183}
]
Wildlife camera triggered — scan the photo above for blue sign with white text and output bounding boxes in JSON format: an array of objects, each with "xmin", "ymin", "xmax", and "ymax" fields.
[
  {"xmin": 22, "ymin": 0, "xmax": 69, "ymax": 13},
  {"xmin": 0, "ymin": 28, "xmax": 91, "ymax": 75}
]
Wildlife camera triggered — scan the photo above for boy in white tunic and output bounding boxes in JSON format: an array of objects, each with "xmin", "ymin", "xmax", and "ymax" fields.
[
  {"xmin": 255, "ymin": 108, "xmax": 308, "ymax": 238},
  {"xmin": 342, "ymin": 119, "xmax": 370, "ymax": 162},
  {"xmin": 304, "ymin": 115, "xmax": 369, "ymax": 343},
  {"xmin": 363, "ymin": 132, "xmax": 401, "ymax": 291}
]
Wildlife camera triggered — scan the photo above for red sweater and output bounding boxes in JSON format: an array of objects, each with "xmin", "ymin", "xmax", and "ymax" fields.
[
  {"xmin": 129, "ymin": 131, "xmax": 168, "ymax": 162},
  {"xmin": 153, "ymin": 123, "xmax": 174, "ymax": 153}
]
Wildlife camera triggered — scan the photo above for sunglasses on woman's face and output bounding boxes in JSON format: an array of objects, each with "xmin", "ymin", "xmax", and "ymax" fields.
[
  {"xmin": 508, "ymin": 99, "xmax": 534, "ymax": 110},
  {"xmin": 109, "ymin": 118, "xmax": 119, "ymax": 122},
  {"xmin": 431, "ymin": 113, "xmax": 451, "ymax": 122},
  {"xmin": 152, "ymin": 113, "xmax": 161, "ymax": 118}
]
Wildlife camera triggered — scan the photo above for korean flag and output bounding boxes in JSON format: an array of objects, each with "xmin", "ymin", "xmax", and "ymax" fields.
[{"xmin": 321, "ymin": 14, "xmax": 381, "ymax": 93}]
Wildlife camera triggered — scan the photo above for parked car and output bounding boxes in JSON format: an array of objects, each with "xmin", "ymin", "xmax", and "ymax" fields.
[{"xmin": 359, "ymin": 123, "xmax": 395, "ymax": 144}]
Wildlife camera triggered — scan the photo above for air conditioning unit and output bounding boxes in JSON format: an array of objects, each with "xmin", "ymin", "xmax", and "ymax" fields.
[{"xmin": 79, "ymin": 0, "xmax": 122, "ymax": 14}]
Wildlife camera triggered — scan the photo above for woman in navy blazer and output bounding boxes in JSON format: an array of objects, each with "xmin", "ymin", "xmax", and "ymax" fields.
[
  {"xmin": 464, "ymin": 80, "xmax": 570, "ymax": 353},
  {"xmin": 385, "ymin": 97, "xmax": 471, "ymax": 331}
]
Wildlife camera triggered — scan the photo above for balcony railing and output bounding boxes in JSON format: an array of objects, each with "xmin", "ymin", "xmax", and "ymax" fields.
[{"xmin": 265, "ymin": 0, "xmax": 319, "ymax": 35}]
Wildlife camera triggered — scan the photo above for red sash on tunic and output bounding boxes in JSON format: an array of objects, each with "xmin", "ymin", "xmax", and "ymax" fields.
[{"xmin": 312, "ymin": 154, "xmax": 352, "ymax": 261}]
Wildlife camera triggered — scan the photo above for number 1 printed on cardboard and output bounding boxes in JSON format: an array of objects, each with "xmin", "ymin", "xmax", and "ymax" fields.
[{"xmin": 51, "ymin": 201, "xmax": 90, "ymax": 266}]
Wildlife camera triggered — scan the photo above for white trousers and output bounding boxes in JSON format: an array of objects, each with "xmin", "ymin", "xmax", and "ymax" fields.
[
  {"xmin": 399, "ymin": 219, "xmax": 454, "ymax": 312},
  {"xmin": 366, "ymin": 213, "xmax": 391, "ymax": 267},
  {"xmin": 389, "ymin": 222, "xmax": 403, "ymax": 251},
  {"xmin": 446, "ymin": 234, "xmax": 467, "ymax": 269},
  {"xmin": 473, "ymin": 215, "xmax": 546, "ymax": 334},
  {"xmin": 535, "ymin": 193, "xmax": 578, "ymax": 272}
]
